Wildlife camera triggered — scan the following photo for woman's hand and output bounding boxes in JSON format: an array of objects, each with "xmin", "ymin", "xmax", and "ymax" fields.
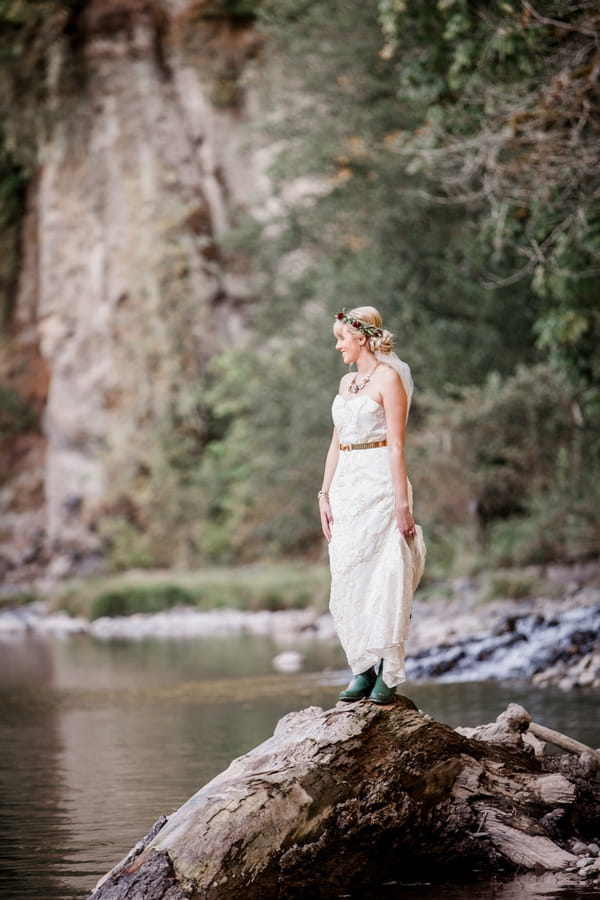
[
  {"xmin": 396, "ymin": 504, "xmax": 416, "ymax": 541},
  {"xmin": 319, "ymin": 496, "xmax": 334, "ymax": 542}
]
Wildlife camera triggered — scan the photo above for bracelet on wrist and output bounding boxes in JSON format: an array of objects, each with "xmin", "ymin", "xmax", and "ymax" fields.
[{"xmin": 317, "ymin": 489, "xmax": 329, "ymax": 500}]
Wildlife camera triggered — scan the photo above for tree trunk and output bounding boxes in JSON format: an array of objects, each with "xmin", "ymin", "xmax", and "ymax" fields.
[{"xmin": 90, "ymin": 698, "xmax": 600, "ymax": 899}]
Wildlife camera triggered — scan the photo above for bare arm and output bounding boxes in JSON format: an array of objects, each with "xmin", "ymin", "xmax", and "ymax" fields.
[
  {"xmin": 380, "ymin": 368, "xmax": 415, "ymax": 539},
  {"xmin": 318, "ymin": 426, "xmax": 340, "ymax": 542},
  {"xmin": 318, "ymin": 374, "xmax": 353, "ymax": 542}
]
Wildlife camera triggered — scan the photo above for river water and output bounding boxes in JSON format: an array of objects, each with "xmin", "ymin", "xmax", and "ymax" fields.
[{"xmin": 1, "ymin": 631, "xmax": 599, "ymax": 900}]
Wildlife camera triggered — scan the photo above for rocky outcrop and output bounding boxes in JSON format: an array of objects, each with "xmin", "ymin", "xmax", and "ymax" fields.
[
  {"xmin": 89, "ymin": 699, "xmax": 600, "ymax": 899},
  {"xmin": 1, "ymin": 1, "xmax": 264, "ymax": 580}
]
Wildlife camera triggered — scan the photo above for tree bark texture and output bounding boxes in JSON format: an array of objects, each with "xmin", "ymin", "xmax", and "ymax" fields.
[{"xmin": 90, "ymin": 698, "xmax": 600, "ymax": 899}]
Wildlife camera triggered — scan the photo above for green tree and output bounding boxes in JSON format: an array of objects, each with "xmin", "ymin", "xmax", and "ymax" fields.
[
  {"xmin": 196, "ymin": 0, "xmax": 599, "ymax": 565},
  {"xmin": 377, "ymin": 0, "xmax": 600, "ymax": 397}
]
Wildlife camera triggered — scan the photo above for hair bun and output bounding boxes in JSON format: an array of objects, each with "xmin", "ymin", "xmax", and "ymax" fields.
[{"xmin": 369, "ymin": 328, "xmax": 394, "ymax": 354}]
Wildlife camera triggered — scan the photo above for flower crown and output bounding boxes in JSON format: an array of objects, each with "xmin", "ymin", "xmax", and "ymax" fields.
[{"xmin": 335, "ymin": 309, "xmax": 383, "ymax": 339}]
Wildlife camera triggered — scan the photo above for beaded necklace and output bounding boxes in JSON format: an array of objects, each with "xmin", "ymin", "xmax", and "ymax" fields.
[{"xmin": 348, "ymin": 362, "xmax": 380, "ymax": 395}]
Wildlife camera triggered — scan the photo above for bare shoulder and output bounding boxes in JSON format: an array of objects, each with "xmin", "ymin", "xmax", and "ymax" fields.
[
  {"xmin": 378, "ymin": 364, "xmax": 406, "ymax": 395},
  {"xmin": 338, "ymin": 371, "xmax": 353, "ymax": 393},
  {"xmin": 376, "ymin": 365, "xmax": 408, "ymax": 414},
  {"xmin": 377, "ymin": 364, "xmax": 399, "ymax": 386}
]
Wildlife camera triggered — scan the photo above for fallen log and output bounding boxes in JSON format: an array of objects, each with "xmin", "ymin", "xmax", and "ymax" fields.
[
  {"xmin": 529, "ymin": 721, "xmax": 600, "ymax": 763},
  {"xmin": 90, "ymin": 698, "xmax": 600, "ymax": 900},
  {"xmin": 458, "ymin": 701, "xmax": 600, "ymax": 764}
]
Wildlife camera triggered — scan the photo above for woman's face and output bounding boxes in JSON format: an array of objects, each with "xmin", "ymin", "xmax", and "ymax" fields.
[{"xmin": 335, "ymin": 324, "xmax": 363, "ymax": 364}]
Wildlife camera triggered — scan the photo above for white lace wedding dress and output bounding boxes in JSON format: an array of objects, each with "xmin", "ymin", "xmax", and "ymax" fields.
[{"xmin": 328, "ymin": 391, "xmax": 426, "ymax": 687}]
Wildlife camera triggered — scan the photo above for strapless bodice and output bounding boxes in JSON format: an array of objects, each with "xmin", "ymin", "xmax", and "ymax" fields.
[{"xmin": 332, "ymin": 394, "xmax": 387, "ymax": 444}]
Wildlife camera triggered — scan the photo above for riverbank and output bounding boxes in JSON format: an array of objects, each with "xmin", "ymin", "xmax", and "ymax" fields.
[
  {"xmin": 408, "ymin": 560, "xmax": 600, "ymax": 688},
  {"xmin": 0, "ymin": 560, "xmax": 598, "ymax": 689}
]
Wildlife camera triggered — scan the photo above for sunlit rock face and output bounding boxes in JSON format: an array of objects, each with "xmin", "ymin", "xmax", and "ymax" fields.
[{"xmin": 8, "ymin": 1, "xmax": 264, "ymax": 572}]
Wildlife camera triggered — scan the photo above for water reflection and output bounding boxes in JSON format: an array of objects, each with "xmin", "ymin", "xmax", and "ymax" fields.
[
  {"xmin": 0, "ymin": 640, "xmax": 77, "ymax": 899},
  {"xmin": 362, "ymin": 874, "xmax": 600, "ymax": 899},
  {"xmin": 0, "ymin": 633, "xmax": 599, "ymax": 900},
  {"xmin": 0, "ymin": 633, "xmax": 346, "ymax": 900},
  {"xmin": 407, "ymin": 679, "xmax": 600, "ymax": 750}
]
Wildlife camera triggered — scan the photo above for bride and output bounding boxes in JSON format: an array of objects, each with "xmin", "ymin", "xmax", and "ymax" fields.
[{"xmin": 318, "ymin": 306, "xmax": 426, "ymax": 704}]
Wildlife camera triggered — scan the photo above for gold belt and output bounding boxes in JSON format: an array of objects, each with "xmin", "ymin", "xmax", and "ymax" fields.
[{"xmin": 339, "ymin": 439, "xmax": 387, "ymax": 451}]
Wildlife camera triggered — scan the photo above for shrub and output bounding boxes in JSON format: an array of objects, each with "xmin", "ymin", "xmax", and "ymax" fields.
[
  {"xmin": 411, "ymin": 364, "xmax": 599, "ymax": 572},
  {"xmin": 0, "ymin": 590, "xmax": 39, "ymax": 609},
  {"xmin": 90, "ymin": 584, "xmax": 193, "ymax": 619},
  {"xmin": 50, "ymin": 562, "xmax": 331, "ymax": 620},
  {"xmin": 0, "ymin": 385, "xmax": 36, "ymax": 440}
]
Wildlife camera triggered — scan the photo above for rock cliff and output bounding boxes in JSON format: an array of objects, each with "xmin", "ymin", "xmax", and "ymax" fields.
[{"xmin": 1, "ymin": 1, "xmax": 265, "ymax": 582}]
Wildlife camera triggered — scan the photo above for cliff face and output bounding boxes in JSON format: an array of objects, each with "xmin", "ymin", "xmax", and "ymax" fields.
[{"xmin": 1, "ymin": 1, "xmax": 265, "ymax": 582}]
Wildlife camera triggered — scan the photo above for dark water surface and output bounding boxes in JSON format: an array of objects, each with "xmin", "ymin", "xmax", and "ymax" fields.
[{"xmin": 0, "ymin": 633, "xmax": 599, "ymax": 900}]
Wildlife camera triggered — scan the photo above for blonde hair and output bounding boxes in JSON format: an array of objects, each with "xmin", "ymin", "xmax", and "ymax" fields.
[{"xmin": 334, "ymin": 305, "xmax": 394, "ymax": 354}]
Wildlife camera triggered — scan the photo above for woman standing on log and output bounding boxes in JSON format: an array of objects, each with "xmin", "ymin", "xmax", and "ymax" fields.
[{"xmin": 318, "ymin": 306, "xmax": 426, "ymax": 704}]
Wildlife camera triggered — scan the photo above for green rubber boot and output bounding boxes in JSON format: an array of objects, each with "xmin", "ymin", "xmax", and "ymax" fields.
[
  {"xmin": 338, "ymin": 667, "xmax": 377, "ymax": 701},
  {"xmin": 368, "ymin": 665, "xmax": 396, "ymax": 705}
]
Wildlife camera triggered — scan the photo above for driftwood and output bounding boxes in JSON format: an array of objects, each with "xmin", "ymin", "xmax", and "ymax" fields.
[
  {"xmin": 90, "ymin": 699, "xmax": 600, "ymax": 900},
  {"xmin": 529, "ymin": 721, "xmax": 600, "ymax": 761},
  {"xmin": 458, "ymin": 702, "xmax": 600, "ymax": 772}
]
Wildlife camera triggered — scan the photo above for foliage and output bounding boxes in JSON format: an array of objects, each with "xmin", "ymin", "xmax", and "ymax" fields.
[
  {"xmin": 0, "ymin": 385, "xmax": 36, "ymax": 441},
  {"xmin": 179, "ymin": 0, "xmax": 599, "ymax": 571},
  {"xmin": 96, "ymin": 515, "xmax": 155, "ymax": 572},
  {"xmin": 192, "ymin": 329, "xmax": 338, "ymax": 560},
  {"xmin": 411, "ymin": 365, "xmax": 600, "ymax": 571},
  {"xmin": 480, "ymin": 569, "xmax": 564, "ymax": 603},
  {"xmin": 206, "ymin": 0, "xmax": 260, "ymax": 17},
  {"xmin": 1, "ymin": 0, "xmax": 598, "ymax": 575},
  {"xmin": 254, "ymin": 0, "xmax": 542, "ymax": 391},
  {"xmin": 181, "ymin": 0, "xmax": 586, "ymax": 567},
  {"xmin": 0, "ymin": 0, "xmax": 82, "ymax": 160},
  {"xmin": 376, "ymin": 0, "xmax": 600, "ymax": 398},
  {"xmin": 49, "ymin": 562, "xmax": 331, "ymax": 619},
  {"xmin": 0, "ymin": 589, "xmax": 39, "ymax": 608},
  {"xmin": 0, "ymin": 0, "xmax": 83, "ymax": 323},
  {"xmin": 91, "ymin": 584, "xmax": 193, "ymax": 620},
  {"xmin": 487, "ymin": 478, "xmax": 600, "ymax": 567},
  {"xmin": 0, "ymin": 142, "xmax": 27, "ymax": 323}
]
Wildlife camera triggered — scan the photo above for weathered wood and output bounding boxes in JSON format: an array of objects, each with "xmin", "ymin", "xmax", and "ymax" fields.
[
  {"xmin": 476, "ymin": 809, "xmax": 576, "ymax": 871},
  {"xmin": 529, "ymin": 721, "xmax": 600, "ymax": 763},
  {"xmin": 532, "ymin": 774, "xmax": 576, "ymax": 806},
  {"xmin": 457, "ymin": 702, "xmax": 600, "ymax": 768},
  {"xmin": 456, "ymin": 701, "xmax": 532, "ymax": 746},
  {"xmin": 90, "ymin": 699, "xmax": 600, "ymax": 900}
]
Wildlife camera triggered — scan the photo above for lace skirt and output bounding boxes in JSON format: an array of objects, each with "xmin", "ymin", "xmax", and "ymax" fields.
[{"xmin": 328, "ymin": 446, "xmax": 425, "ymax": 687}]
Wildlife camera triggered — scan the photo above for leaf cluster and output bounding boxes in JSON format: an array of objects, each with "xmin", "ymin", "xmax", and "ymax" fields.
[
  {"xmin": 0, "ymin": 384, "xmax": 36, "ymax": 440},
  {"xmin": 411, "ymin": 363, "xmax": 600, "ymax": 571},
  {"xmin": 378, "ymin": 0, "xmax": 600, "ymax": 395}
]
